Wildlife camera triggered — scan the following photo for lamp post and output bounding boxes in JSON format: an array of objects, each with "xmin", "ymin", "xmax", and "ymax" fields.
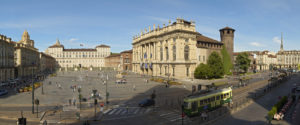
[
  {"xmin": 32, "ymin": 62, "xmax": 35, "ymax": 114},
  {"xmin": 93, "ymin": 89, "xmax": 98, "ymax": 121},
  {"xmin": 78, "ymin": 88, "xmax": 82, "ymax": 110},
  {"xmin": 105, "ymin": 74, "xmax": 109, "ymax": 105},
  {"xmin": 35, "ymin": 99, "xmax": 39, "ymax": 118}
]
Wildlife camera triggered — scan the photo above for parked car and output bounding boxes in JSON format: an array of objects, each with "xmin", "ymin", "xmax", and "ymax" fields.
[
  {"xmin": 0, "ymin": 89, "xmax": 8, "ymax": 96},
  {"xmin": 138, "ymin": 99, "xmax": 155, "ymax": 107}
]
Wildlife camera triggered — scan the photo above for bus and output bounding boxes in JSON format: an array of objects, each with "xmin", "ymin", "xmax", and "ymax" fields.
[{"xmin": 183, "ymin": 87, "xmax": 232, "ymax": 117}]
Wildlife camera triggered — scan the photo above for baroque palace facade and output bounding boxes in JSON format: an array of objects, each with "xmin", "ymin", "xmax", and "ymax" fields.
[
  {"xmin": 132, "ymin": 18, "xmax": 234, "ymax": 79},
  {"xmin": 45, "ymin": 39, "xmax": 110, "ymax": 69},
  {"xmin": 14, "ymin": 30, "xmax": 40, "ymax": 78},
  {"xmin": 0, "ymin": 35, "xmax": 14, "ymax": 82}
]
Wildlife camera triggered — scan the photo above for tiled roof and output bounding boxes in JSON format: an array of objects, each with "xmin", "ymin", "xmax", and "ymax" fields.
[
  {"xmin": 96, "ymin": 44, "xmax": 110, "ymax": 48},
  {"xmin": 121, "ymin": 50, "xmax": 132, "ymax": 53},
  {"xmin": 196, "ymin": 34, "xmax": 220, "ymax": 43},
  {"xmin": 64, "ymin": 49, "xmax": 96, "ymax": 51},
  {"xmin": 106, "ymin": 54, "xmax": 120, "ymax": 58},
  {"xmin": 219, "ymin": 27, "xmax": 235, "ymax": 31},
  {"xmin": 49, "ymin": 44, "xmax": 64, "ymax": 48}
]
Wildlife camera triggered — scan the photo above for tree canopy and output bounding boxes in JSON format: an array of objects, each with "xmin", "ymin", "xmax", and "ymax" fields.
[
  {"xmin": 235, "ymin": 52, "xmax": 251, "ymax": 73},
  {"xmin": 194, "ymin": 51, "xmax": 224, "ymax": 79}
]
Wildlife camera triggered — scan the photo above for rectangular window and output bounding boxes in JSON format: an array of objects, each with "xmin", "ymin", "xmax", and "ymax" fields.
[
  {"xmin": 165, "ymin": 66, "xmax": 167, "ymax": 75},
  {"xmin": 203, "ymin": 56, "xmax": 205, "ymax": 62},
  {"xmin": 216, "ymin": 96, "xmax": 220, "ymax": 100},
  {"xmin": 211, "ymin": 97, "xmax": 215, "ymax": 101},
  {"xmin": 221, "ymin": 94, "xmax": 223, "ymax": 99},
  {"xmin": 200, "ymin": 100, "xmax": 203, "ymax": 105},
  {"xmin": 199, "ymin": 56, "xmax": 201, "ymax": 61},
  {"xmin": 204, "ymin": 99, "xmax": 207, "ymax": 104},
  {"xmin": 186, "ymin": 67, "xmax": 189, "ymax": 76},
  {"xmin": 208, "ymin": 98, "xmax": 211, "ymax": 103},
  {"xmin": 173, "ymin": 67, "xmax": 175, "ymax": 76}
]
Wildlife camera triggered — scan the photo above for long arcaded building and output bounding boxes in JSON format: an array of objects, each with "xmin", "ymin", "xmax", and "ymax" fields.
[{"xmin": 45, "ymin": 39, "xmax": 111, "ymax": 69}]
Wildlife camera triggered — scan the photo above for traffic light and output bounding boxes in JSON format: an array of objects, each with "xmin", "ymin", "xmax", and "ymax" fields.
[
  {"xmin": 18, "ymin": 117, "xmax": 26, "ymax": 125},
  {"xmin": 94, "ymin": 99, "xmax": 98, "ymax": 105}
]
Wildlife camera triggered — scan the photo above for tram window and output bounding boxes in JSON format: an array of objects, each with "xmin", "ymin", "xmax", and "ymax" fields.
[
  {"xmin": 226, "ymin": 93, "xmax": 229, "ymax": 97},
  {"xmin": 208, "ymin": 98, "xmax": 211, "ymax": 103},
  {"xmin": 200, "ymin": 100, "xmax": 204, "ymax": 105},
  {"xmin": 216, "ymin": 96, "xmax": 220, "ymax": 100},
  {"xmin": 192, "ymin": 102, "xmax": 197, "ymax": 111},
  {"xmin": 224, "ymin": 94, "xmax": 226, "ymax": 98},
  {"xmin": 211, "ymin": 97, "xmax": 215, "ymax": 101},
  {"xmin": 204, "ymin": 99, "xmax": 207, "ymax": 104},
  {"xmin": 221, "ymin": 95, "xmax": 223, "ymax": 99}
]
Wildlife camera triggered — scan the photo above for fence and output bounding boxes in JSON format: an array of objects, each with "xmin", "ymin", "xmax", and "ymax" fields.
[{"xmin": 154, "ymin": 74, "xmax": 292, "ymax": 124}]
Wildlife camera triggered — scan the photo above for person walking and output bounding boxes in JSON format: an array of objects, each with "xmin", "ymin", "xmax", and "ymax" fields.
[{"xmin": 133, "ymin": 85, "xmax": 136, "ymax": 91}]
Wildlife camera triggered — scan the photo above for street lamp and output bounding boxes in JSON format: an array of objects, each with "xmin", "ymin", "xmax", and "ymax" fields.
[
  {"xmin": 93, "ymin": 89, "xmax": 98, "ymax": 121},
  {"xmin": 32, "ymin": 62, "xmax": 35, "ymax": 114},
  {"xmin": 78, "ymin": 88, "xmax": 82, "ymax": 110}
]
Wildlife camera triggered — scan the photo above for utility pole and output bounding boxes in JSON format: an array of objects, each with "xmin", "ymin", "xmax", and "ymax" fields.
[
  {"xmin": 93, "ymin": 89, "xmax": 97, "ymax": 121},
  {"xmin": 32, "ymin": 63, "xmax": 35, "ymax": 114},
  {"xmin": 105, "ymin": 74, "xmax": 109, "ymax": 105}
]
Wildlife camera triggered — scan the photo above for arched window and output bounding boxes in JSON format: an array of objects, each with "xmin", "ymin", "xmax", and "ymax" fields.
[
  {"xmin": 165, "ymin": 47, "xmax": 169, "ymax": 60},
  {"xmin": 184, "ymin": 45, "xmax": 189, "ymax": 60},
  {"xmin": 160, "ymin": 47, "xmax": 163, "ymax": 61},
  {"xmin": 173, "ymin": 45, "xmax": 176, "ymax": 61}
]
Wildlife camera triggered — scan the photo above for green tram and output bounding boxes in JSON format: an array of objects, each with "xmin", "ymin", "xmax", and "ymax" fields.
[{"xmin": 183, "ymin": 87, "xmax": 232, "ymax": 117}]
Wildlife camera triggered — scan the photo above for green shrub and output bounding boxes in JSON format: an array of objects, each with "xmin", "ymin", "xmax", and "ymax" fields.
[
  {"xmin": 221, "ymin": 45, "xmax": 233, "ymax": 75},
  {"xmin": 194, "ymin": 63, "xmax": 209, "ymax": 79}
]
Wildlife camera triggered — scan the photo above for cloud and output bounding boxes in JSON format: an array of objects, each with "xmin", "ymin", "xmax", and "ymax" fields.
[
  {"xmin": 249, "ymin": 42, "xmax": 264, "ymax": 47},
  {"xmin": 272, "ymin": 36, "xmax": 281, "ymax": 44},
  {"xmin": 69, "ymin": 38, "xmax": 79, "ymax": 43},
  {"xmin": 145, "ymin": 16, "xmax": 169, "ymax": 23}
]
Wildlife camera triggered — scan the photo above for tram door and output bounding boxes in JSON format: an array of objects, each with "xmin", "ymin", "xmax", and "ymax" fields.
[{"xmin": 191, "ymin": 101, "xmax": 198, "ymax": 113}]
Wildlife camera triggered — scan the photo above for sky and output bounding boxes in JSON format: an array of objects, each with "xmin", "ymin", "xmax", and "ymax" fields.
[{"xmin": 0, "ymin": 0, "xmax": 300, "ymax": 53}]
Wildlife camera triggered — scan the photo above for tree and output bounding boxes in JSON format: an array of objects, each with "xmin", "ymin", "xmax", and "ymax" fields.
[
  {"xmin": 194, "ymin": 63, "xmax": 210, "ymax": 79},
  {"xmin": 207, "ymin": 52, "xmax": 224, "ymax": 78},
  {"xmin": 221, "ymin": 45, "xmax": 233, "ymax": 75},
  {"xmin": 235, "ymin": 52, "xmax": 251, "ymax": 73}
]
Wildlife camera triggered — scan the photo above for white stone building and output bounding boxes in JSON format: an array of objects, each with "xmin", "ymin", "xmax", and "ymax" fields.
[{"xmin": 45, "ymin": 39, "xmax": 110, "ymax": 69}]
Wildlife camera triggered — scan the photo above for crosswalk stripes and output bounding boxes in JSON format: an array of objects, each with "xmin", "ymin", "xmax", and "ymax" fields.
[
  {"xmin": 104, "ymin": 107, "xmax": 152, "ymax": 116},
  {"xmin": 160, "ymin": 111, "xmax": 191, "ymax": 123}
]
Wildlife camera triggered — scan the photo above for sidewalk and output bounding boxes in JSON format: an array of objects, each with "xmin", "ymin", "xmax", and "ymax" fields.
[{"xmin": 0, "ymin": 110, "xmax": 41, "ymax": 122}]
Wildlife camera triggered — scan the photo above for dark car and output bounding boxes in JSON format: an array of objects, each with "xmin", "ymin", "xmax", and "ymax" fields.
[
  {"xmin": 0, "ymin": 89, "xmax": 8, "ymax": 96},
  {"xmin": 138, "ymin": 99, "xmax": 155, "ymax": 107}
]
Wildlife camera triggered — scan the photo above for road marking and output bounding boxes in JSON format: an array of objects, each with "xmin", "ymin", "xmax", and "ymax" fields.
[
  {"xmin": 120, "ymin": 110, "xmax": 127, "ymax": 115},
  {"xmin": 170, "ymin": 117, "xmax": 182, "ymax": 122},
  {"xmin": 160, "ymin": 112, "xmax": 174, "ymax": 116},
  {"xmin": 133, "ymin": 108, "xmax": 140, "ymax": 114},
  {"xmin": 145, "ymin": 108, "xmax": 151, "ymax": 113},
  {"xmin": 103, "ymin": 109, "xmax": 111, "ymax": 114},
  {"xmin": 108, "ymin": 109, "xmax": 118, "ymax": 115},
  {"xmin": 114, "ymin": 108, "xmax": 123, "ymax": 115},
  {"xmin": 164, "ymin": 113, "xmax": 179, "ymax": 120}
]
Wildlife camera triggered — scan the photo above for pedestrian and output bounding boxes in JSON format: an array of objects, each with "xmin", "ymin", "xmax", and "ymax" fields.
[
  {"xmin": 69, "ymin": 99, "xmax": 72, "ymax": 106},
  {"xmin": 133, "ymin": 85, "xmax": 136, "ymax": 91},
  {"xmin": 73, "ymin": 98, "xmax": 76, "ymax": 106}
]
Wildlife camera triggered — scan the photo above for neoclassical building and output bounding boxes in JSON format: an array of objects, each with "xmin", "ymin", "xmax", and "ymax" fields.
[
  {"xmin": 132, "ymin": 18, "xmax": 234, "ymax": 79},
  {"xmin": 45, "ymin": 39, "xmax": 110, "ymax": 69},
  {"xmin": 0, "ymin": 35, "xmax": 15, "ymax": 82},
  {"xmin": 120, "ymin": 50, "xmax": 133, "ymax": 71},
  {"xmin": 39, "ymin": 52, "xmax": 56, "ymax": 73},
  {"xmin": 256, "ymin": 51, "xmax": 277, "ymax": 71},
  {"xmin": 14, "ymin": 30, "xmax": 40, "ymax": 78}
]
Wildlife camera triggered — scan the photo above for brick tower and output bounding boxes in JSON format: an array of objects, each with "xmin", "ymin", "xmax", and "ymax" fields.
[{"xmin": 220, "ymin": 27, "xmax": 235, "ymax": 63}]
